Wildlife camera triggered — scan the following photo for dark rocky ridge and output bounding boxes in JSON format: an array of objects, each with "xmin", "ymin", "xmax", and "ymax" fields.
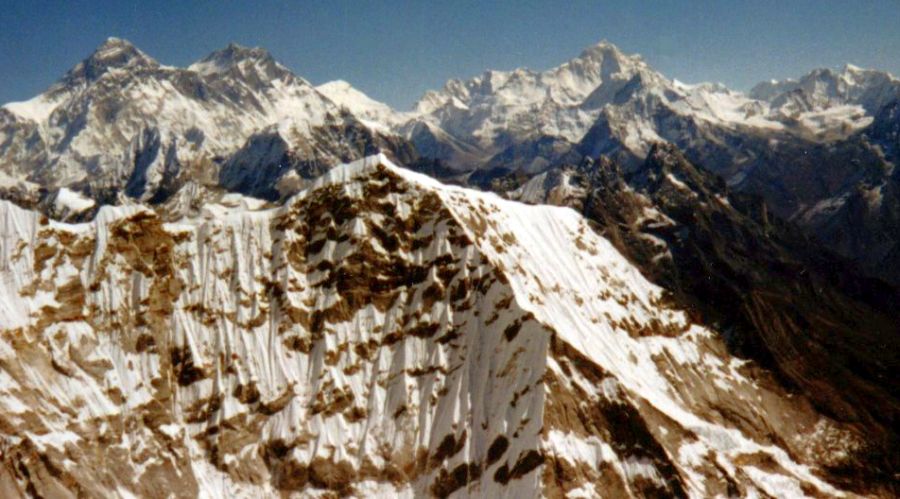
[{"xmin": 498, "ymin": 143, "xmax": 900, "ymax": 493}]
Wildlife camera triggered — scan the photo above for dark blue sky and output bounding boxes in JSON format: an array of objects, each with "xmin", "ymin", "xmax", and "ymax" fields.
[{"xmin": 2, "ymin": 0, "xmax": 899, "ymax": 109}]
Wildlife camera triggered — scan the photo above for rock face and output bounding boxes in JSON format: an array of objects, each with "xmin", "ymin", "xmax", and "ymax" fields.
[
  {"xmin": 0, "ymin": 155, "xmax": 875, "ymax": 497},
  {"xmin": 791, "ymin": 100, "xmax": 900, "ymax": 285}
]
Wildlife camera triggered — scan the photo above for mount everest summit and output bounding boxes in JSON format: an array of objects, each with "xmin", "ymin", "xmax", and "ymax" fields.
[{"xmin": 0, "ymin": 38, "xmax": 898, "ymax": 497}]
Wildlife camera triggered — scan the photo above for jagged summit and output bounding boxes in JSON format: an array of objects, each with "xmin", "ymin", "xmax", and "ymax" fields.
[
  {"xmin": 203, "ymin": 42, "xmax": 276, "ymax": 63},
  {"xmin": 572, "ymin": 39, "xmax": 639, "ymax": 66},
  {"xmin": 63, "ymin": 36, "xmax": 158, "ymax": 83},
  {"xmin": 403, "ymin": 39, "xmax": 672, "ymax": 168},
  {"xmin": 189, "ymin": 42, "xmax": 286, "ymax": 78}
]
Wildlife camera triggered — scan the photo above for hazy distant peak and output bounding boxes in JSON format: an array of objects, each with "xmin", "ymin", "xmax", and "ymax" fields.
[
  {"xmin": 316, "ymin": 79, "xmax": 404, "ymax": 127},
  {"xmin": 189, "ymin": 42, "xmax": 290, "ymax": 81},
  {"xmin": 64, "ymin": 37, "xmax": 158, "ymax": 83},
  {"xmin": 750, "ymin": 63, "xmax": 900, "ymax": 113},
  {"xmin": 575, "ymin": 39, "xmax": 629, "ymax": 61}
]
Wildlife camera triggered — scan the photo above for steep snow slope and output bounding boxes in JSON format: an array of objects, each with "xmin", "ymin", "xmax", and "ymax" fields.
[
  {"xmin": 503, "ymin": 147, "xmax": 900, "ymax": 457},
  {"xmin": 0, "ymin": 155, "xmax": 864, "ymax": 497}
]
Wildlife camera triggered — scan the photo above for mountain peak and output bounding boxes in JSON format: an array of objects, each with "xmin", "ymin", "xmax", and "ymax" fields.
[
  {"xmin": 750, "ymin": 63, "xmax": 900, "ymax": 114},
  {"xmin": 64, "ymin": 37, "xmax": 158, "ymax": 82},
  {"xmin": 98, "ymin": 36, "xmax": 134, "ymax": 50},
  {"xmin": 317, "ymin": 79, "xmax": 353, "ymax": 92},
  {"xmin": 564, "ymin": 39, "xmax": 653, "ymax": 83},
  {"xmin": 571, "ymin": 39, "xmax": 650, "ymax": 72},
  {"xmin": 211, "ymin": 42, "xmax": 274, "ymax": 64},
  {"xmin": 190, "ymin": 43, "xmax": 285, "ymax": 78},
  {"xmin": 577, "ymin": 39, "xmax": 625, "ymax": 60},
  {"xmin": 87, "ymin": 37, "xmax": 153, "ymax": 66},
  {"xmin": 316, "ymin": 80, "xmax": 401, "ymax": 127}
]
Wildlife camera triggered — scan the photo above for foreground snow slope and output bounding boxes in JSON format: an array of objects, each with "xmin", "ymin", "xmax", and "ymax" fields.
[{"xmin": 0, "ymin": 155, "xmax": 862, "ymax": 497}]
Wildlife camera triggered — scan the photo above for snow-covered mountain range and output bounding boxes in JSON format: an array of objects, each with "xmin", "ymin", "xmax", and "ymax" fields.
[
  {"xmin": 1, "ymin": 38, "xmax": 899, "ymax": 497},
  {"xmin": 0, "ymin": 38, "xmax": 413, "ymax": 205},
  {"xmin": 318, "ymin": 41, "xmax": 899, "ymax": 174},
  {"xmin": 5, "ymin": 37, "xmax": 898, "ymax": 202}
]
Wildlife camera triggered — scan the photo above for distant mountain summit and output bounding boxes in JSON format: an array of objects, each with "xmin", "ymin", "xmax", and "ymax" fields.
[
  {"xmin": 401, "ymin": 40, "xmax": 670, "ymax": 168},
  {"xmin": 357, "ymin": 41, "xmax": 899, "ymax": 175},
  {"xmin": 189, "ymin": 42, "xmax": 294, "ymax": 83},
  {"xmin": 751, "ymin": 64, "xmax": 900, "ymax": 114},
  {"xmin": 316, "ymin": 79, "xmax": 408, "ymax": 129},
  {"xmin": 64, "ymin": 37, "xmax": 159, "ymax": 83},
  {"xmin": 0, "ymin": 38, "xmax": 412, "ymax": 206}
]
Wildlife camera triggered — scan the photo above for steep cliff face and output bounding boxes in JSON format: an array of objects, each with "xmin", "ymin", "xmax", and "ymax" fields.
[{"xmin": 0, "ymin": 155, "xmax": 874, "ymax": 497}]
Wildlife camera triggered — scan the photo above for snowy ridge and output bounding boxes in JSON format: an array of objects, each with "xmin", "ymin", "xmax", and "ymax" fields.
[
  {"xmin": 0, "ymin": 155, "xmax": 861, "ymax": 497},
  {"xmin": 750, "ymin": 64, "xmax": 900, "ymax": 114}
]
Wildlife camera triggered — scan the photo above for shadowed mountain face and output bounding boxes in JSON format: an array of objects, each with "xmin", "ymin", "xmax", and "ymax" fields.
[
  {"xmin": 714, "ymin": 100, "xmax": 900, "ymax": 287},
  {"xmin": 793, "ymin": 100, "xmax": 900, "ymax": 285},
  {"xmin": 503, "ymin": 143, "xmax": 900, "ymax": 493}
]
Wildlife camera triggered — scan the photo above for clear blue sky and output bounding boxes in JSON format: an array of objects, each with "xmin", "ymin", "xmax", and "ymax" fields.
[{"xmin": 2, "ymin": 0, "xmax": 899, "ymax": 109}]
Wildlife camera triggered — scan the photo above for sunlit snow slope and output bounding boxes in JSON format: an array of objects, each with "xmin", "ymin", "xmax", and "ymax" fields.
[{"xmin": 0, "ymin": 155, "xmax": 861, "ymax": 498}]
